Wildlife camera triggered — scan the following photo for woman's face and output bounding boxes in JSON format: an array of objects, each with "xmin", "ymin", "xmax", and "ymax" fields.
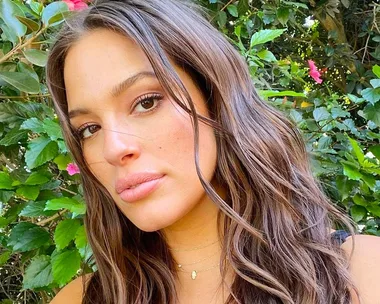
[{"xmin": 64, "ymin": 29, "xmax": 217, "ymax": 232}]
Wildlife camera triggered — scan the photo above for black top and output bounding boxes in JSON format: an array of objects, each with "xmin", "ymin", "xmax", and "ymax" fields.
[{"xmin": 330, "ymin": 230, "xmax": 351, "ymax": 246}]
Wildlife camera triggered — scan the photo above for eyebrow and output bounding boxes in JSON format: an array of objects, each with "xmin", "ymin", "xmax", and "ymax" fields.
[{"xmin": 68, "ymin": 70, "xmax": 157, "ymax": 120}]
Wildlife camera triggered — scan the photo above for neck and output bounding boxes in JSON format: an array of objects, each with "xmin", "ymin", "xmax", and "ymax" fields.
[{"xmin": 161, "ymin": 185, "xmax": 234, "ymax": 302}]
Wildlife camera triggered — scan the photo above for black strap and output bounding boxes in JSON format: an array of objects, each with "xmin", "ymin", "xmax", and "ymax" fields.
[{"xmin": 330, "ymin": 230, "xmax": 351, "ymax": 246}]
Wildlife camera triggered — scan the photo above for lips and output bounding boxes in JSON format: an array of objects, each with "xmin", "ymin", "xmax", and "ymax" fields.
[{"xmin": 115, "ymin": 172, "xmax": 165, "ymax": 203}]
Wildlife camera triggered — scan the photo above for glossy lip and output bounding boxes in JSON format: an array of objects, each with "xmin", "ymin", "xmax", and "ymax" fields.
[{"xmin": 115, "ymin": 172, "xmax": 165, "ymax": 203}]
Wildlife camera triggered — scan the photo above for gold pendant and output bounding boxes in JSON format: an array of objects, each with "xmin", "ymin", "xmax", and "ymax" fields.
[{"xmin": 191, "ymin": 270, "xmax": 197, "ymax": 280}]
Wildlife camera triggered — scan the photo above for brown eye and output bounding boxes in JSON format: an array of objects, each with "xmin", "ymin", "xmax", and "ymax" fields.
[
  {"xmin": 140, "ymin": 98, "xmax": 155, "ymax": 110},
  {"xmin": 78, "ymin": 124, "xmax": 100, "ymax": 139},
  {"xmin": 133, "ymin": 93, "xmax": 164, "ymax": 114}
]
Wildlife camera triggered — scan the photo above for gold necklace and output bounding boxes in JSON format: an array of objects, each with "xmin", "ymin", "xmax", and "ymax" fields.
[
  {"xmin": 171, "ymin": 239, "xmax": 219, "ymax": 252},
  {"xmin": 177, "ymin": 250, "xmax": 219, "ymax": 267},
  {"xmin": 177, "ymin": 262, "xmax": 220, "ymax": 280}
]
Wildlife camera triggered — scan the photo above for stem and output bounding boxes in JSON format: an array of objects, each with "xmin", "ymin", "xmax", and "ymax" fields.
[
  {"xmin": 0, "ymin": 27, "xmax": 47, "ymax": 64},
  {"xmin": 59, "ymin": 186, "xmax": 78, "ymax": 196},
  {"xmin": 37, "ymin": 210, "xmax": 66, "ymax": 226}
]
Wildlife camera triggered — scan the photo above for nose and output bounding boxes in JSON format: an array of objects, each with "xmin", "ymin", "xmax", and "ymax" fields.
[{"xmin": 102, "ymin": 126, "xmax": 141, "ymax": 166}]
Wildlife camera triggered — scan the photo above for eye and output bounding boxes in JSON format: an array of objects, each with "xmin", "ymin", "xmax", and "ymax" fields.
[
  {"xmin": 77, "ymin": 123, "xmax": 100, "ymax": 140},
  {"xmin": 133, "ymin": 93, "xmax": 164, "ymax": 114}
]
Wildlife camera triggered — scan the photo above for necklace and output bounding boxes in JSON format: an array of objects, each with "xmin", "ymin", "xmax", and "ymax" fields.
[
  {"xmin": 177, "ymin": 262, "xmax": 220, "ymax": 280},
  {"xmin": 171, "ymin": 239, "xmax": 219, "ymax": 252},
  {"xmin": 177, "ymin": 250, "xmax": 219, "ymax": 267}
]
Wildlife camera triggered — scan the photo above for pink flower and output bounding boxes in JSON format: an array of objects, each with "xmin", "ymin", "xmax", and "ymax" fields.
[
  {"xmin": 308, "ymin": 60, "xmax": 323, "ymax": 84},
  {"xmin": 67, "ymin": 163, "xmax": 80, "ymax": 175},
  {"xmin": 63, "ymin": 0, "xmax": 89, "ymax": 11}
]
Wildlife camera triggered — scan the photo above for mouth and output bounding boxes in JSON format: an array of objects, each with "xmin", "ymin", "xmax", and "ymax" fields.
[{"xmin": 116, "ymin": 174, "xmax": 165, "ymax": 203}]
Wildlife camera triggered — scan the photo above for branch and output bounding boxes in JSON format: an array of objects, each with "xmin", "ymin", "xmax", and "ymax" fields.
[
  {"xmin": 0, "ymin": 27, "xmax": 47, "ymax": 64},
  {"xmin": 37, "ymin": 210, "xmax": 67, "ymax": 226}
]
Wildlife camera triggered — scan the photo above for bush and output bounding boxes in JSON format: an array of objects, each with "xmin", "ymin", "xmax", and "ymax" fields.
[{"xmin": 0, "ymin": 0, "xmax": 379, "ymax": 302}]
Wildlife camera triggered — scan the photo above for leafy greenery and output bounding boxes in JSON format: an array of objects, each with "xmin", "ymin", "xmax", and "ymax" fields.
[{"xmin": 0, "ymin": 0, "xmax": 379, "ymax": 302}]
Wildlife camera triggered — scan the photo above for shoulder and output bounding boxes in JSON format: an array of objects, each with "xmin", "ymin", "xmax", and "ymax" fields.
[
  {"xmin": 340, "ymin": 234, "xmax": 380, "ymax": 304},
  {"xmin": 50, "ymin": 273, "xmax": 93, "ymax": 304}
]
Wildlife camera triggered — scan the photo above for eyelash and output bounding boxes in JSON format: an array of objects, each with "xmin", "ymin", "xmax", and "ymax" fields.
[{"xmin": 75, "ymin": 93, "xmax": 164, "ymax": 140}]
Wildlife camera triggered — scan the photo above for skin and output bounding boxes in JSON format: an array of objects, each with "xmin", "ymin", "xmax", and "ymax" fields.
[{"xmin": 53, "ymin": 28, "xmax": 380, "ymax": 303}]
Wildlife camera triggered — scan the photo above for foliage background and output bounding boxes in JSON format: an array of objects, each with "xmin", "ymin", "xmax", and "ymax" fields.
[{"xmin": 0, "ymin": 0, "xmax": 379, "ymax": 302}]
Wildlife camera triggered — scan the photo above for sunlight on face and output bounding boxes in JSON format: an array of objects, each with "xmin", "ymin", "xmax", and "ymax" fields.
[{"xmin": 64, "ymin": 29, "xmax": 218, "ymax": 232}]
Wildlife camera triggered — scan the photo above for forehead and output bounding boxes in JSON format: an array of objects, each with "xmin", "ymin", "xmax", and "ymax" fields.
[{"xmin": 63, "ymin": 28, "xmax": 154, "ymax": 109}]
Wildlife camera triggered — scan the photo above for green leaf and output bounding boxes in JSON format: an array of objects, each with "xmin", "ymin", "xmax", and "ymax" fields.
[
  {"xmin": 331, "ymin": 107, "xmax": 350, "ymax": 119},
  {"xmin": 45, "ymin": 197, "xmax": 86, "ymax": 215},
  {"xmin": 359, "ymin": 103, "xmax": 380, "ymax": 126},
  {"xmin": 368, "ymin": 145, "xmax": 380, "ymax": 160},
  {"xmin": 25, "ymin": 136, "xmax": 59, "ymax": 169},
  {"xmin": 237, "ymin": 0, "xmax": 249, "ymax": 15},
  {"xmin": 17, "ymin": 62, "xmax": 39, "ymax": 82},
  {"xmin": 361, "ymin": 87, "xmax": 380, "ymax": 104},
  {"xmin": 25, "ymin": 172, "xmax": 50, "ymax": 185},
  {"xmin": 336, "ymin": 175, "xmax": 355, "ymax": 201},
  {"xmin": 217, "ymin": 10, "xmax": 227, "ymax": 28},
  {"xmin": 15, "ymin": 16, "xmax": 40, "ymax": 33},
  {"xmin": 347, "ymin": 93, "xmax": 365, "ymax": 104},
  {"xmin": 313, "ymin": 107, "xmax": 330, "ymax": 122},
  {"xmin": 350, "ymin": 205, "xmax": 366, "ymax": 222},
  {"xmin": 257, "ymin": 49, "xmax": 277, "ymax": 62},
  {"xmin": 0, "ymin": 101, "xmax": 51, "ymax": 125},
  {"xmin": 259, "ymin": 90, "xmax": 305, "ymax": 98},
  {"xmin": 23, "ymin": 255, "xmax": 53, "ymax": 289},
  {"xmin": 23, "ymin": 49, "xmax": 48, "ymax": 67},
  {"xmin": 54, "ymin": 154, "xmax": 72, "ymax": 170},
  {"xmin": 370, "ymin": 79, "xmax": 380, "ymax": 89},
  {"xmin": 52, "ymin": 249, "xmax": 81, "ymax": 287},
  {"xmin": 16, "ymin": 185, "xmax": 40, "ymax": 200},
  {"xmin": 20, "ymin": 201, "xmax": 56, "ymax": 217},
  {"xmin": 0, "ymin": 22, "xmax": 18, "ymax": 45},
  {"xmin": 348, "ymin": 136, "xmax": 365, "ymax": 165},
  {"xmin": 372, "ymin": 65, "xmax": 380, "ymax": 78},
  {"xmin": 250, "ymin": 29, "xmax": 286, "ymax": 48},
  {"xmin": 75, "ymin": 225, "xmax": 87, "ymax": 250},
  {"xmin": 42, "ymin": 2, "xmax": 69, "ymax": 26},
  {"xmin": 43, "ymin": 119, "xmax": 63, "ymax": 140},
  {"xmin": 75, "ymin": 225, "xmax": 92, "ymax": 261},
  {"xmin": 276, "ymin": 7, "xmax": 290, "ymax": 25},
  {"xmin": 9, "ymin": 222, "xmax": 51, "ymax": 252},
  {"xmin": 20, "ymin": 117, "xmax": 45, "ymax": 133},
  {"xmin": 343, "ymin": 164, "xmax": 363, "ymax": 180},
  {"xmin": 282, "ymin": 1, "xmax": 309, "ymax": 9},
  {"xmin": 0, "ymin": 172, "xmax": 13, "ymax": 190},
  {"xmin": 0, "ymin": 128, "xmax": 28, "ymax": 146},
  {"xmin": 0, "ymin": 190, "xmax": 14, "ymax": 204},
  {"xmin": 353, "ymin": 194, "xmax": 367, "ymax": 206},
  {"xmin": 29, "ymin": 0, "xmax": 43, "ymax": 15},
  {"xmin": 289, "ymin": 109, "xmax": 303, "ymax": 124},
  {"xmin": 361, "ymin": 173, "xmax": 376, "ymax": 191},
  {"xmin": 0, "ymin": 251, "xmax": 11, "ymax": 266},
  {"xmin": 0, "ymin": 0, "xmax": 27, "ymax": 38},
  {"xmin": 54, "ymin": 219, "xmax": 81, "ymax": 251},
  {"xmin": 227, "ymin": 5, "xmax": 238, "ymax": 17},
  {"xmin": 367, "ymin": 205, "xmax": 380, "ymax": 217},
  {"xmin": 0, "ymin": 71, "xmax": 40, "ymax": 94}
]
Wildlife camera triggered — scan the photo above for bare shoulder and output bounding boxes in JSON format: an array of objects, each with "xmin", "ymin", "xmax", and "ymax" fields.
[
  {"xmin": 50, "ymin": 273, "xmax": 93, "ymax": 304},
  {"xmin": 340, "ymin": 234, "xmax": 380, "ymax": 304}
]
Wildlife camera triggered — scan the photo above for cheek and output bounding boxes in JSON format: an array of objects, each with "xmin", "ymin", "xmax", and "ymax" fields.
[{"xmin": 152, "ymin": 104, "xmax": 217, "ymax": 180}]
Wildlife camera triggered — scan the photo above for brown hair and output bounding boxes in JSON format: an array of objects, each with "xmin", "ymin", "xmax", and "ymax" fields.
[{"xmin": 46, "ymin": 0, "xmax": 359, "ymax": 303}]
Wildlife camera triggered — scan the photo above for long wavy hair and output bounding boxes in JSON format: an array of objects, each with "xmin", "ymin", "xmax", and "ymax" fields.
[{"xmin": 46, "ymin": 0, "xmax": 359, "ymax": 303}]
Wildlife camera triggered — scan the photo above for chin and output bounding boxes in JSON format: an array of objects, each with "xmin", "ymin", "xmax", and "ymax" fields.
[{"xmin": 128, "ymin": 210, "xmax": 189, "ymax": 233}]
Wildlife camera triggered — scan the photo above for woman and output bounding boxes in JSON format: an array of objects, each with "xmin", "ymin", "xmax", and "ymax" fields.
[{"xmin": 46, "ymin": 0, "xmax": 380, "ymax": 303}]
